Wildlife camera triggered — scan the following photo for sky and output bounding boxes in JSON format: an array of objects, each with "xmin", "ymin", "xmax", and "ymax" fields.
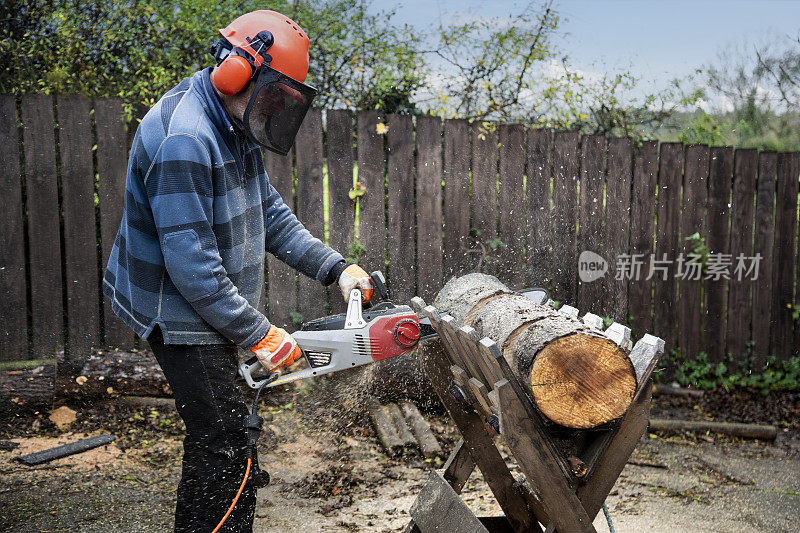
[{"xmin": 373, "ymin": 0, "xmax": 800, "ymax": 108}]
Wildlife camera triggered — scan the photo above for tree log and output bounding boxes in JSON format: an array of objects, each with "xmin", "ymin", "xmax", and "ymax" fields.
[
  {"xmin": 432, "ymin": 273, "xmax": 636, "ymax": 429},
  {"xmin": 55, "ymin": 349, "xmax": 172, "ymax": 400},
  {"xmin": 0, "ymin": 364, "xmax": 55, "ymax": 408}
]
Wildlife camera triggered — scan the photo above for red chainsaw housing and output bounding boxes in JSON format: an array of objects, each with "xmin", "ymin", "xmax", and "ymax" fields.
[{"xmin": 368, "ymin": 313, "xmax": 421, "ymax": 361}]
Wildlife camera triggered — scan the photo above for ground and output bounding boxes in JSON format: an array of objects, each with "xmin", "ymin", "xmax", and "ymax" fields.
[{"xmin": 1, "ymin": 383, "xmax": 798, "ymax": 532}]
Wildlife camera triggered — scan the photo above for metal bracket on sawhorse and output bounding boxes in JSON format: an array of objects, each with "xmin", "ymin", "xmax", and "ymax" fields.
[{"xmin": 405, "ymin": 296, "xmax": 665, "ymax": 533}]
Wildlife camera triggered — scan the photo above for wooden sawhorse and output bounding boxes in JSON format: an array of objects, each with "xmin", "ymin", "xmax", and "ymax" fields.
[{"xmin": 405, "ymin": 297, "xmax": 664, "ymax": 533}]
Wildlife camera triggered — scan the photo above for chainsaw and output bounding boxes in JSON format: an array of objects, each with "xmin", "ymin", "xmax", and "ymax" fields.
[
  {"xmin": 237, "ymin": 271, "xmax": 549, "ymax": 390},
  {"xmin": 238, "ymin": 271, "xmax": 422, "ymax": 390}
]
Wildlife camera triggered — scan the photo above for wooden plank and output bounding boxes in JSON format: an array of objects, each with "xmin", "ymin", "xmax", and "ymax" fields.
[
  {"xmin": 0, "ymin": 95, "xmax": 28, "ymax": 361},
  {"xmin": 578, "ymin": 134, "xmax": 606, "ymax": 313},
  {"xmin": 678, "ymin": 145, "xmax": 709, "ymax": 361},
  {"xmin": 604, "ymin": 137, "xmax": 633, "ymax": 323},
  {"xmin": 498, "ymin": 124, "xmax": 525, "ymax": 288},
  {"xmin": 726, "ymin": 149, "xmax": 757, "ymax": 361},
  {"xmin": 95, "ymin": 98, "xmax": 135, "ymax": 348},
  {"xmin": 443, "ymin": 119, "xmax": 471, "ymax": 279},
  {"xmin": 628, "ymin": 141, "xmax": 658, "ymax": 340},
  {"xmin": 356, "ymin": 110, "xmax": 387, "ymax": 274},
  {"xmin": 21, "ymin": 95, "xmax": 64, "ymax": 359},
  {"xmin": 416, "ymin": 115, "xmax": 443, "ymax": 301},
  {"xmin": 326, "ymin": 109, "xmax": 355, "ymax": 313},
  {"xmin": 526, "ymin": 128, "xmax": 553, "ymax": 288},
  {"xmin": 771, "ymin": 152, "xmax": 799, "ymax": 360},
  {"xmin": 417, "ymin": 324, "xmax": 541, "ymax": 532},
  {"xmin": 441, "ymin": 438, "xmax": 476, "ymax": 493},
  {"xmin": 752, "ymin": 152, "xmax": 776, "ymax": 364},
  {"xmin": 470, "ymin": 122, "xmax": 499, "ymax": 274},
  {"xmin": 409, "ymin": 471, "xmax": 490, "ymax": 533},
  {"xmin": 58, "ymin": 96, "xmax": 100, "ymax": 360},
  {"xmin": 294, "ymin": 108, "xmax": 327, "ymax": 322},
  {"xmin": 704, "ymin": 147, "xmax": 733, "ymax": 363},
  {"xmin": 264, "ymin": 149, "xmax": 297, "ymax": 330},
  {"xmin": 387, "ymin": 114, "xmax": 415, "ymax": 303},
  {"xmin": 653, "ymin": 143, "xmax": 683, "ymax": 354},
  {"xmin": 495, "ymin": 381, "xmax": 596, "ymax": 532},
  {"xmin": 551, "ymin": 131, "xmax": 580, "ymax": 305},
  {"xmin": 576, "ymin": 383, "xmax": 651, "ymax": 520}
]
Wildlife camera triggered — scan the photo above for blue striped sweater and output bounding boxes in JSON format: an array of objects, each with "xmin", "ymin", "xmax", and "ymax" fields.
[{"xmin": 103, "ymin": 68, "xmax": 344, "ymax": 348}]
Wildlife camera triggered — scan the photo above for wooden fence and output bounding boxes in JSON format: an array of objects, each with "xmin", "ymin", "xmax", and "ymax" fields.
[{"xmin": 1, "ymin": 94, "xmax": 798, "ymax": 366}]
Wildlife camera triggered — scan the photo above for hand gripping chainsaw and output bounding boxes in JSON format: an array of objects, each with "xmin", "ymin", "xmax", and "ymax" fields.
[{"xmin": 238, "ymin": 271, "xmax": 422, "ymax": 390}]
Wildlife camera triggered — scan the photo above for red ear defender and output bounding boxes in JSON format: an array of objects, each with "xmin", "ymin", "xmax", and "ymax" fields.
[{"xmin": 212, "ymin": 54, "xmax": 253, "ymax": 95}]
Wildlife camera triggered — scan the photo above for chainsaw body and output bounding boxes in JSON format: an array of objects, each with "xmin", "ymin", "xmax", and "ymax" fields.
[{"xmin": 238, "ymin": 274, "xmax": 421, "ymax": 389}]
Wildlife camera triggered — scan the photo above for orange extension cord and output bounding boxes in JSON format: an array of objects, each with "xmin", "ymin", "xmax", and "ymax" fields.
[{"xmin": 212, "ymin": 457, "xmax": 251, "ymax": 533}]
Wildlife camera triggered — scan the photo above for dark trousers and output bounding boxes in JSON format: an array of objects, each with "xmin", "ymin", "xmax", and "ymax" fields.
[{"xmin": 148, "ymin": 329, "xmax": 256, "ymax": 532}]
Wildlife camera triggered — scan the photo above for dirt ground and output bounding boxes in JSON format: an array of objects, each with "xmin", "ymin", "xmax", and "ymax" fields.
[{"xmin": 1, "ymin": 383, "xmax": 798, "ymax": 533}]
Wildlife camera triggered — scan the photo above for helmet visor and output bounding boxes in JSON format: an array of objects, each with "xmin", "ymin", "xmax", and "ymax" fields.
[{"xmin": 243, "ymin": 67, "xmax": 317, "ymax": 155}]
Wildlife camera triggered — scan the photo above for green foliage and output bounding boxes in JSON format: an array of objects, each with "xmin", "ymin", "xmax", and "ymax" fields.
[
  {"xmin": 683, "ymin": 232, "xmax": 710, "ymax": 275},
  {"xmin": 289, "ymin": 311, "xmax": 304, "ymax": 327},
  {"xmin": 664, "ymin": 348, "xmax": 800, "ymax": 394},
  {"xmin": 0, "ymin": 0, "xmax": 425, "ymax": 116},
  {"xmin": 678, "ymin": 112, "xmax": 725, "ymax": 145},
  {"xmin": 345, "ymin": 239, "xmax": 366, "ymax": 264},
  {"xmin": 468, "ymin": 228, "xmax": 506, "ymax": 272}
]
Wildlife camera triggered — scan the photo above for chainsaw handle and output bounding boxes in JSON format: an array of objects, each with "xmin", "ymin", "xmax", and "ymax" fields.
[{"xmin": 369, "ymin": 271, "xmax": 389, "ymax": 301}]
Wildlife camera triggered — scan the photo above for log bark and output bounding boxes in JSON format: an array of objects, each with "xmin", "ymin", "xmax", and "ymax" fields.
[
  {"xmin": 385, "ymin": 402, "xmax": 418, "ymax": 450},
  {"xmin": 55, "ymin": 349, "xmax": 172, "ymax": 400},
  {"xmin": 401, "ymin": 401, "xmax": 443, "ymax": 459},
  {"xmin": 366, "ymin": 397, "xmax": 404, "ymax": 456},
  {"xmin": 649, "ymin": 418, "xmax": 777, "ymax": 440},
  {"xmin": 0, "ymin": 365, "xmax": 55, "ymax": 408},
  {"xmin": 433, "ymin": 273, "xmax": 636, "ymax": 429}
]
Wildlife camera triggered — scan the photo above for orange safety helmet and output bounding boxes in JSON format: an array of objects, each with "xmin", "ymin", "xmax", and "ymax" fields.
[
  {"xmin": 210, "ymin": 10, "xmax": 317, "ymax": 155},
  {"xmin": 212, "ymin": 10, "xmax": 311, "ymax": 95}
]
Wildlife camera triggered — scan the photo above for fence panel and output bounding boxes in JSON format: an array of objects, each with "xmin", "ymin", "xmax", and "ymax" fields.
[
  {"xmin": 704, "ymin": 147, "xmax": 733, "ymax": 362},
  {"xmin": 0, "ymin": 95, "xmax": 28, "ymax": 360},
  {"xmin": 678, "ymin": 145, "xmax": 709, "ymax": 359},
  {"xmin": 295, "ymin": 108, "xmax": 327, "ymax": 322},
  {"xmin": 628, "ymin": 142, "xmax": 658, "ymax": 339},
  {"xmin": 471, "ymin": 122, "xmax": 499, "ymax": 275},
  {"xmin": 604, "ymin": 137, "xmax": 632, "ymax": 323},
  {"xmin": 772, "ymin": 153, "xmax": 799, "ymax": 359},
  {"xmin": 58, "ymin": 96, "xmax": 100, "ymax": 360},
  {"xmin": 95, "ymin": 98, "xmax": 135, "ymax": 348},
  {"xmin": 578, "ymin": 134, "xmax": 606, "ymax": 313},
  {"xmin": 498, "ymin": 124, "xmax": 525, "ymax": 288},
  {"xmin": 4, "ymin": 94, "xmax": 800, "ymax": 366},
  {"xmin": 265, "ymin": 149, "xmax": 296, "ymax": 330},
  {"xmin": 326, "ymin": 109, "xmax": 355, "ymax": 313},
  {"xmin": 551, "ymin": 131, "xmax": 579, "ymax": 305},
  {"xmin": 525, "ymin": 128, "xmax": 553, "ymax": 289},
  {"xmin": 416, "ymin": 115, "xmax": 443, "ymax": 302},
  {"xmin": 727, "ymin": 149, "xmax": 757, "ymax": 360},
  {"xmin": 22, "ymin": 95, "xmax": 64, "ymax": 359},
  {"xmin": 443, "ymin": 119, "xmax": 470, "ymax": 279},
  {"xmin": 357, "ymin": 111, "xmax": 387, "ymax": 275},
  {"xmin": 752, "ymin": 152, "xmax": 777, "ymax": 364},
  {"xmin": 387, "ymin": 114, "xmax": 416, "ymax": 303},
  {"xmin": 654, "ymin": 143, "xmax": 683, "ymax": 353}
]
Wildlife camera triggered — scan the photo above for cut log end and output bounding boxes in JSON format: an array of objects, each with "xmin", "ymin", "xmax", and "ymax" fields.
[{"xmin": 531, "ymin": 335, "xmax": 636, "ymax": 429}]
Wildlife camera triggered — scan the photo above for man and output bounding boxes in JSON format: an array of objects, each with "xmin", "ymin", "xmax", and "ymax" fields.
[{"xmin": 102, "ymin": 10, "xmax": 372, "ymax": 532}]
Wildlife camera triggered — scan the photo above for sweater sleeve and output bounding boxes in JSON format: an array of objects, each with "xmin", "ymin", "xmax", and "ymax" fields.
[
  {"xmin": 263, "ymin": 181, "xmax": 345, "ymax": 284},
  {"xmin": 145, "ymin": 133, "xmax": 270, "ymax": 349}
]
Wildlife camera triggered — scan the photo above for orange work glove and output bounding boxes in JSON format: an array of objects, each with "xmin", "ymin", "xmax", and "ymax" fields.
[
  {"xmin": 337, "ymin": 264, "xmax": 373, "ymax": 304},
  {"xmin": 250, "ymin": 325, "xmax": 303, "ymax": 372}
]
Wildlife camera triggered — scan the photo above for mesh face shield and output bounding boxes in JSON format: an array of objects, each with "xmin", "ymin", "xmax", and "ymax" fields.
[{"xmin": 242, "ymin": 66, "xmax": 317, "ymax": 155}]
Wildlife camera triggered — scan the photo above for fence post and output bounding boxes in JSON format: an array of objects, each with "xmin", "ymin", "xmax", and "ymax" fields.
[
  {"xmin": 704, "ymin": 147, "xmax": 733, "ymax": 363},
  {"xmin": 525, "ymin": 128, "xmax": 553, "ymax": 290},
  {"xmin": 416, "ymin": 115, "xmax": 443, "ymax": 302},
  {"xmin": 577, "ymin": 134, "xmax": 606, "ymax": 313},
  {"xmin": 604, "ymin": 137, "xmax": 633, "ymax": 324},
  {"xmin": 22, "ymin": 95, "xmax": 64, "ymax": 360},
  {"xmin": 551, "ymin": 131, "xmax": 580, "ymax": 305},
  {"xmin": 265, "ymin": 148, "xmax": 297, "ymax": 330},
  {"xmin": 752, "ymin": 152, "xmax": 777, "ymax": 364},
  {"xmin": 0, "ymin": 95, "xmax": 28, "ymax": 361},
  {"xmin": 443, "ymin": 119, "xmax": 470, "ymax": 279},
  {"xmin": 498, "ymin": 124, "xmax": 525, "ymax": 288},
  {"xmin": 771, "ymin": 152, "xmax": 799, "ymax": 360}
]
